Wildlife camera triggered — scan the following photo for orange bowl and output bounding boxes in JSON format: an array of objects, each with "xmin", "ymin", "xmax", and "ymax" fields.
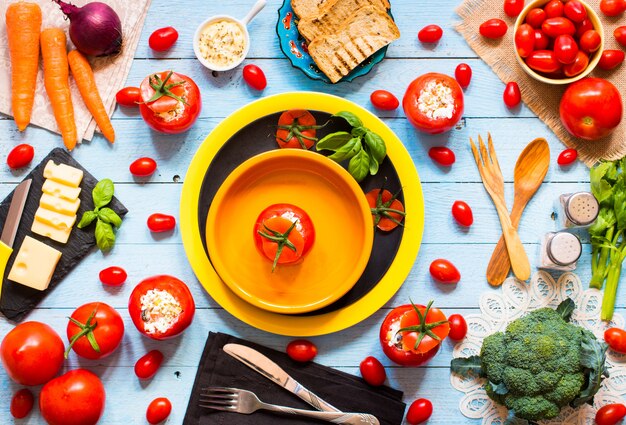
[{"xmin": 205, "ymin": 149, "xmax": 374, "ymax": 314}]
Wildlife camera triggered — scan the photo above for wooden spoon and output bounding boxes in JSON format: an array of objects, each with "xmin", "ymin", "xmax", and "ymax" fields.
[{"xmin": 486, "ymin": 138, "xmax": 550, "ymax": 286}]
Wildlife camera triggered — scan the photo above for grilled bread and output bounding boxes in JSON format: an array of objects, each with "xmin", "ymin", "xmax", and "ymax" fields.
[
  {"xmin": 291, "ymin": 0, "xmax": 330, "ymax": 19},
  {"xmin": 308, "ymin": 6, "xmax": 400, "ymax": 83}
]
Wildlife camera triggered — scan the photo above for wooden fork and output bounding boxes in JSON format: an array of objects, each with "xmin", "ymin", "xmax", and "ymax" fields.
[{"xmin": 470, "ymin": 133, "xmax": 530, "ymax": 281}]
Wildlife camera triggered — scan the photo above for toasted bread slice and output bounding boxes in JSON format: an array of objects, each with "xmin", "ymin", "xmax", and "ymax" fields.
[
  {"xmin": 308, "ymin": 6, "xmax": 399, "ymax": 83},
  {"xmin": 298, "ymin": 0, "xmax": 391, "ymax": 42},
  {"xmin": 291, "ymin": 0, "xmax": 330, "ymax": 19}
]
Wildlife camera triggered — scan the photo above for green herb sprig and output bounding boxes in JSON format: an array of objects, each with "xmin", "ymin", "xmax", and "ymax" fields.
[{"xmin": 77, "ymin": 179, "xmax": 123, "ymax": 252}]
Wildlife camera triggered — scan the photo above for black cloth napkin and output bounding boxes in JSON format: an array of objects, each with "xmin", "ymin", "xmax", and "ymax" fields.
[{"xmin": 184, "ymin": 332, "xmax": 406, "ymax": 425}]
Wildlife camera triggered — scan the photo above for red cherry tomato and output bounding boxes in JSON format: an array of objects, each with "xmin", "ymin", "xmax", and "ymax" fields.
[
  {"xmin": 542, "ymin": 17, "xmax": 576, "ymax": 38},
  {"xmin": 503, "ymin": 82, "xmax": 522, "ymax": 108},
  {"xmin": 595, "ymin": 404, "xmax": 626, "ymax": 425},
  {"xmin": 575, "ymin": 18, "xmax": 594, "ymax": 39},
  {"xmin": 406, "ymin": 398, "xmax": 433, "ymax": 425},
  {"xmin": 147, "ymin": 213, "xmax": 176, "ymax": 232},
  {"xmin": 146, "ymin": 397, "xmax": 172, "ymax": 425},
  {"xmin": 418, "ymin": 24, "xmax": 443, "ymax": 43},
  {"xmin": 515, "ymin": 24, "xmax": 535, "ymax": 58},
  {"xmin": 544, "ymin": 0, "xmax": 564, "ymax": 18},
  {"xmin": 10, "ymin": 388, "xmax": 34, "ymax": 419},
  {"xmin": 557, "ymin": 148, "xmax": 578, "ymax": 165},
  {"xmin": 526, "ymin": 50, "xmax": 562, "ymax": 73},
  {"xmin": 242, "ymin": 64, "xmax": 267, "ymax": 90},
  {"xmin": 454, "ymin": 63, "xmax": 472, "ymax": 88},
  {"xmin": 604, "ymin": 327, "xmax": 626, "ymax": 353},
  {"xmin": 598, "ymin": 50, "xmax": 625, "ymax": 71},
  {"xmin": 600, "ymin": 0, "xmax": 625, "ymax": 17},
  {"xmin": 615, "ymin": 26, "xmax": 626, "ymax": 47},
  {"xmin": 130, "ymin": 157, "xmax": 157, "ymax": 177},
  {"xmin": 451, "ymin": 200, "xmax": 473, "ymax": 226},
  {"xmin": 370, "ymin": 90, "xmax": 400, "ymax": 110},
  {"xmin": 580, "ymin": 30, "xmax": 601, "ymax": 53},
  {"xmin": 534, "ymin": 30, "xmax": 550, "ymax": 50},
  {"xmin": 563, "ymin": 51, "xmax": 589, "ymax": 77},
  {"xmin": 7, "ymin": 144, "xmax": 34, "ymax": 169},
  {"xmin": 99, "ymin": 266, "xmax": 127, "ymax": 286},
  {"xmin": 149, "ymin": 27, "xmax": 178, "ymax": 51},
  {"xmin": 447, "ymin": 314, "xmax": 468, "ymax": 340},
  {"xmin": 116, "ymin": 86, "xmax": 141, "ymax": 107},
  {"xmin": 359, "ymin": 356, "xmax": 387, "ymax": 386},
  {"xmin": 479, "ymin": 19, "xmax": 508, "ymax": 38},
  {"xmin": 286, "ymin": 339, "xmax": 317, "ymax": 362},
  {"xmin": 504, "ymin": 0, "xmax": 525, "ymax": 17},
  {"xmin": 564, "ymin": 0, "xmax": 587, "ymax": 23},
  {"xmin": 526, "ymin": 8, "xmax": 547, "ymax": 28},
  {"xmin": 554, "ymin": 34, "xmax": 579, "ymax": 64},
  {"xmin": 430, "ymin": 259, "xmax": 460, "ymax": 284},
  {"xmin": 135, "ymin": 350, "xmax": 164, "ymax": 380},
  {"xmin": 428, "ymin": 147, "xmax": 456, "ymax": 166}
]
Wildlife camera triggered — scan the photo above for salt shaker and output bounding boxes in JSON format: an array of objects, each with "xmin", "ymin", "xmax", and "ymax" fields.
[
  {"xmin": 539, "ymin": 231, "xmax": 583, "ymax": 272},
  {"xmin": 556, "ymin": 192, "xmax": 599, "ymax": 229}
]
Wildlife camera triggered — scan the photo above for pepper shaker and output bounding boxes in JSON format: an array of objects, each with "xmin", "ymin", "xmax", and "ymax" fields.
[
  {"xmin": 556, "ymin": 192, "xmax": 599, "ymax": 229},
  {"xmin": 539, "ymin": 231, "xmax": 583, "ymax": 272}
]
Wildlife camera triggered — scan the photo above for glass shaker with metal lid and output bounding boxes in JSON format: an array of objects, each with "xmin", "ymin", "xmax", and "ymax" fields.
[
  {"xmin": 539, "ymin": 231, "xmax": 583, "ymax": 271},
  {"xmin": 557, "ymin": 192, "xmax": 599, "ymax": 228}
]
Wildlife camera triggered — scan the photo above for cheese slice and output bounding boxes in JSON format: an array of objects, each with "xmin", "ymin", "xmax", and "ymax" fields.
[
  {"xmin": 34, "ymin": 207, "xmax": 76, "ymax": 230},
  {"xmin": 40, "ymin": 193, "xmax": 81, "ymax": 215},
  {"xmin": 42, "ymin": 179, "xmax": 81, "ymax": 201},
  {"xmin": 31, "ymin": 219, "xmax": 73, "ymax": 244},
  {"xmin": 43, "ymin": 161, "xmax": 84, "ymax": 188},
  {"xmin": 8, "ymin": 236, "xmax": 62, "ymax": 291}
]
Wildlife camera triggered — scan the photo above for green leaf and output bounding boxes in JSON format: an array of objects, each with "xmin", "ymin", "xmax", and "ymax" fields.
[
  {"xmin": 363, "ymin": 131, "xmax": 386, "ymax": 164},
  {"xmin": 369, "ymin": 155, "xmax": 379, "ymax": 175},
  {"xmin": 490, "ymin": 381, "xmax": 509, "ymax": 395},
  {"xmin": 95, "ymin": 219, "xmax": 116, "ymax": 252},
  {"xmin": 348, "ymin": 149, "xmax": 370, "ymax": 182},
  {"xmin": 614, "ymin": 178, "xmax": 626, "ymax": 230},
  {"xmin": 556, "ymin": 298, "xmax": 575, "ymax": 322},
  {"xmin": 333, "ymin": 111, "xmax": 362, "ymax": 128},
  {"xmin": 450, "ymin": 356, "xmax": 483, "ymax": 378},
  {"xmin": 327, "ymin": 138, "xmax": 361, "ymax": 162},
  {"xmin": 590, "ymin": 162, "xmax": 615, "ymax": 206},
  {"xmin": 351, "ymin": 126, "xmax": 367, "ymax": 138},
  {"xmin": 98, "ymin": 208, "xmax": 123, "ymax": 228},
  {"xmin": 570, "ymin": 333, "xmax": 608, "ymax": 407},
  {"xmin": 316, "ymin": 131, "xmax": 353, "ymax": 151},
  {"xmin": 589, "ymin": 208, "xmax": 616, "ymax": 237},
  {"xmin": 77, "ymin": 211, "xmax": 98, "ymax": 229},
  {"xmin": 93, "ymin": 179, "xmax": 114, "ymax": 209}
]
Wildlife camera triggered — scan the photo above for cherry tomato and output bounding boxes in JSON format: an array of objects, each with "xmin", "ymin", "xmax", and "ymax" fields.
[
  {"xmin": 146, "ymin": 397, "xmax": 172, "ymax": 425},
  {"xmin": 448, "ymin": 314, "xmax": 468, "ymax": 340},
  {"xmin": 66, "ymin": 302, "xmax": 124, "ymax": 360},
  {"xmin": 149, "ymin": 27, "xmax": 178, "ymax": 51},
  {"xmin": 600, "ymin": 0, "xmax": 625, "ymax": 17},
  {"xmin": 515, "ymin": 24, "xmax": 535, "ymax": 58},
  {"xmin": 526, "ymin": 50, "xmax": 562, "ymax": 73},
  {"xmin": 554, "ymin": 34, "xmax": 579, "ymax": 64},
  {"xmin": 557, "ymin": 148, "xmax": 578, "ymax": 165},
  {"xmin": 99, "ymin": 266, "xmax": 127, "ymax": 286},
  {"xmin": 563, "ymin": 51, "xmax": 589, "ymax": 77},
  {"xmin": 575, "ymin": 18, "xmax": 594, "ymax": 39},
  {"xmin": 595, "ymin": 404, "xmax": 626, "ymax": 425},
  {"xmin": 418, "ymin": 24, "xmax": 443, "ymax": 43},
  {"xmin": 504, "ymin": 0, "xmax": 524, "ymax": 17},
  {"xmin": 564, "ymin": 0, "xmax": 587, "ymax": 23},
  {"xmin": 430, "ymin": 259, "xmax": 461, "ymax": 284},
  {"xmin": 116, "ymin": 86, "xmax": 141, "ymax": 107},
  {"xmin": 615, "ymin": 26, "xmax": 626, "ymax": 47},
  {"xmin": 454, "ymin": 63, "xmax": 472, "ymax": 88},
  {"xmin": 406, "ymin": 398, "xmax": 433, "ymax": 424},
  {"xmin": 242, "ymin": 64, "xmax": 267, "ymax": 90},
  {"xmin": 598, "ymin": 50, "xmax": 625, "ymax": 71},
  {"xmin": 276, "ymin": 110, "xmax": 319, "ymax": 149},
  {"xmin": 11, "ymin": 388, "xmax": 34, "ymax": 419},
  {"xmin": 286, "ymin": 339, "xmax": 317, "ymax": 362},
  {"xmin": 428, "ymin": 147, "xmax": 456, "ymax": 166},
  {"xmin": 542, "ymin": 17, "xmax": 576, "ymax": 38},
  {"xmin": 370, "ymin": 90, "xmax": 400, "ymax": 110},
  {"xmin": 479, "ymin": 19, "xmax": 508, "ymax": 39},
  {"xmin": 129, "ymin": 157, "xmax": 157, "ymax": 177},
  {"xmin": 359, "ymin": 356, "xmax": 386, "ymax": 386},
  {"xmin": 135, "ymin": 350, "xmax": 164, "ymax": 380},
  {"xmin": 451, "ymin": 200, "xmax": 473, "ymax": 226},
  {"xmin": 7, "ymin": 144, "xmax": 34, "ymax": 169},
  {"xmin": 604, "ymin": 327, "xmax": 626, "ymax": 353},
  {"xmin": 526, "ymin": 8, "xmax": 547, "ymax": 28},
  {"xmin": 503, "ymin": 82, "xmax": 522, "ymax": 108},
  {"xmin": 534, "ymin": 30, "xmax": 550, "ymax": 50},
  {"xmin": 544, "ymin": 0, "xmax": 564, "ymax": 18},
  {"xmin": 147, "ymin": 213, "xmax": 176, "ymax": 232},
  {"xmin": 365, "ymin": 189, "xmax": 405, "ymax": 231},
  {"xmin": 579, "ymin": 30, "xmax": 601, "ymax": 53}
]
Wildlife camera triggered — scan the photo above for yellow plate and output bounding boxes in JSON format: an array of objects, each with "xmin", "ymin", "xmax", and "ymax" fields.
[
  {"xmin": 206, "ymin": 150, "xmax": 374, "ymax": 314},
  {"xmin": 180, "ymin": 92, "xmax": 424, "ymax": 336}
]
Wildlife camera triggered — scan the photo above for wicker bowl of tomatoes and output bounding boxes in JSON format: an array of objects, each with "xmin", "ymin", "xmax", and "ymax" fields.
[{"xmin": 513, "ymin": 0, "xmax": 604, "ymax": 84}]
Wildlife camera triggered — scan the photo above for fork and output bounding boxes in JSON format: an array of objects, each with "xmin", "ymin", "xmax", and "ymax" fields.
[
  {"xmin": 200, "ymin": 387, "xmax": 380, "ymax": 425},
  {"xmin": 470, "ymin": 133, "xmax": 530, "ymax": 281}
]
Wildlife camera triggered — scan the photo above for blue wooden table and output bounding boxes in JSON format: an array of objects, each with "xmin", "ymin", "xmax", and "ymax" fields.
[{"xmin": 0, "ymin": 0, "xmax": 612, "ymax": 423}]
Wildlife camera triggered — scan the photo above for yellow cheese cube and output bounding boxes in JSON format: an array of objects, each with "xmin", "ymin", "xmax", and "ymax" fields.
[
  {"xmin": 8, "ymin": 236, "xmax": 62, "ymax": 291},
  {"xmin": 31, "ymin": 220, "xmax": 72, "ymax": 244},
  {"xmin": 40, "ymin": 193, "xmax": 81, "ymax": 215},
  {"xmin": 43, "ymin": 161, "xmax": 84, "ymax": 188},
  {"xmin": 34, "ymin": 207, "xmax": 76, "ymax": 230},
  {"xmin": 42, "ymin": 180, "xmax": 81, "ymax": 201}
]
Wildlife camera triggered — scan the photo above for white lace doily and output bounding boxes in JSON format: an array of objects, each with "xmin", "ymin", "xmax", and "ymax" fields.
[{"xmin": 451, "ymin": 271, "xmax": 626, "ymax": 425}]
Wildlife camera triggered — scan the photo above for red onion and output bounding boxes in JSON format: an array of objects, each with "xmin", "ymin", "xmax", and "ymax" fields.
[{"xmin": 52, "ymin": 0, "xmax": 122, "ymax": 57}]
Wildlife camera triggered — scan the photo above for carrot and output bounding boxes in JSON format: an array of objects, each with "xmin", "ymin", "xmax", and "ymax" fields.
[
  {"xmin": 68, "ymin": 50, "xmax": 115, "ymax": 143},
  {"xmin": 40, "ymin": 28, "xmax": 77, "ymax": 150},
  {"xmin": 6, "ymin": 2, "xmax": 42, "ymax": 131}
]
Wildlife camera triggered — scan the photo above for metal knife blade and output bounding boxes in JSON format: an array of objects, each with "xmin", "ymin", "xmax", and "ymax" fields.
[
  {"xmin": 1, "ymin": 179, "xmax": 32, "ymax": 247},
  {"xmin": 223, "ymin": 343, "xmax": 341, "ymax": 413}
]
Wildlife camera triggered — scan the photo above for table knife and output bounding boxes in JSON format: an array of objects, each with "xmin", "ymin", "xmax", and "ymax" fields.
[
  {"xmin": 223, "ymin": 343, "xmax": 341, "ymax": 413},
  {"xmin": 0, "ymin": 179, "xmax": 32, "ymax": 297}
]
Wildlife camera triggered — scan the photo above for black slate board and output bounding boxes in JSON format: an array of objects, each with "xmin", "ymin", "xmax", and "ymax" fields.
[{"xmin": 0, "ymin": 148, "xmax": 128, "ymax": 322}]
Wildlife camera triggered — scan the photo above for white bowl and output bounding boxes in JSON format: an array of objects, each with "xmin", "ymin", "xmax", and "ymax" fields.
[{"xmin": 193, "ymin": 15, "xmax": 250, "ymax": 72}]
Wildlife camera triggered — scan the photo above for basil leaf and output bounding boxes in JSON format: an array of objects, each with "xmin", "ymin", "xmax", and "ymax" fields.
[
  {"xmin": 316, "ymin": 131, "xmax": 352, "ymax": 151},
  {"xmin": 369, "ymin": 155, "xmax": 379, "ymax": 175},
  {"xmin": 95, "ymin": 219, "xmax": 116, "ymax": 252},
  {"xmin": 364, "ymin": 131, "xmax": 386, "ymax": 164},
  {"xmin": 98, "ymin": 208, "xmax": 123, "ymax": 228},
  {"xmin": 348, "ymin": 149, "xmax": 370, "ymax": 182},
  {"xmin": 351, "ymin": 126, "xmax": 367, "ymax": 137},
  {"xmin": 333, "ymin": 111, "xmax": 362, "ymax": 128},
  {"xmin": 77, "ymin": 211, "xmax": 98, "ymax": 229},
  {"xmin": 93, "ymin": 179, "xmax": 114, "ymax": 209},
  {"xmin": 328, "ymin": 138, "xmax": 361, "ymax": 162}
]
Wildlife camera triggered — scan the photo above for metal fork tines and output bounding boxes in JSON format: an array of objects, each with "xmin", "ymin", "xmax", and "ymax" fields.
[
  {"xmin": 470, "ymin": 133, "xmax": 530, "ymax": 281},
  {"xmin": 200, "ymin": 387, "xmax": 380, "ymax": 425}
]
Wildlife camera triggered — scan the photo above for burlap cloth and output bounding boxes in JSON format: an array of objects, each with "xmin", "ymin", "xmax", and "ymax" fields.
[{"xmin": 456, "ymin": 0, "xmax": 626, "ymax": 166}]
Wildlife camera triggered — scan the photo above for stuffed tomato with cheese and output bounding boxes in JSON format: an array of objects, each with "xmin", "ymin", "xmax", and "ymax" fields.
[
  {"xmin": 128, "ymin": 275, "xmax": 195, "ymax": 340},
  {"xmin": 403, "ymin": 73, "xmax": 464, "ymax": 135}
]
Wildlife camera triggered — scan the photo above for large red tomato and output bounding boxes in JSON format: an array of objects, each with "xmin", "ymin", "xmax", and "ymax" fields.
[
  {"xmin": 139, "ymin": 71, "xmax": 201, "ymax": 134},
  {"xmin": 403, "ymin": 73, "xmax": 464, "ymax": 134},
  {"xmin": 559, "ymin": 78, "xmax": 623, "ymax": 140},
  {"xmin": 39, "ymin": 369, "xmax": 105, "ymax": 425},
  {"xmin": 66, "ymin": 302, "xmax": 124, "ymax": 360},
  {"xmin": 1, "ymin": 321, "xmax": 64, "ymax": 386}
]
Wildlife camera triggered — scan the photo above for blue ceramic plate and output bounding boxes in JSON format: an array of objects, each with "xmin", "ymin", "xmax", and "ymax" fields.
[{"xmin": 276, "ymin": 0, "xmax": 390, "ymax": 84}]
